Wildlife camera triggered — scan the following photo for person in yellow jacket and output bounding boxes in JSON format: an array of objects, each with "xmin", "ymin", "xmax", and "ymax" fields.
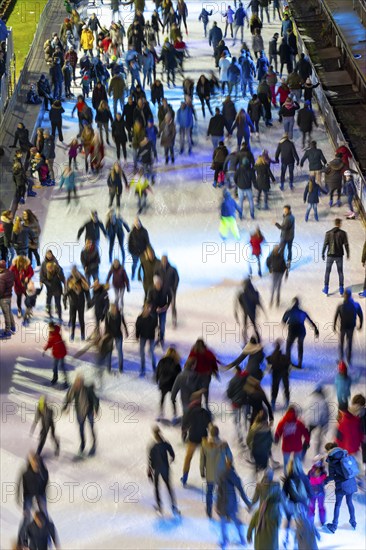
[
  {"xmin": 130, "ymin": 168, "xmax": 152, "ymax": 214},
  {"xmin": 80, "ymin": 26, "xmax": 94, "ymax": 55}
]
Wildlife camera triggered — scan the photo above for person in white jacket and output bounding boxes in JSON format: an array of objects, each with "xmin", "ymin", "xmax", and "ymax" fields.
[{"xmin": 219, "ymin": 52, "xmax": 232, "ymax": 94}]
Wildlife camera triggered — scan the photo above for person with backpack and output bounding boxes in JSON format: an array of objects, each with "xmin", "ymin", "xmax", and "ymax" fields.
[
  {"xmin": 62, "ymin": 374, "xmax": 99, "ymax": 457},
  {"xmin": 216, "ymin": 458, "xmax": 251, "ymax": 548},
  {"xmin": 148, "ymin": 426, "xmax": 180, "ymax": 516},
  {"xmin": 200, "ymin": 424, "xmax": 233, "ymax": 518},
  {"xmin": 324, "ymin": 441, "xmax": 358, "ymax": 533},
  {"xmin": 275, "ymin": 405, "xmax": 310, "ymax": 472}
]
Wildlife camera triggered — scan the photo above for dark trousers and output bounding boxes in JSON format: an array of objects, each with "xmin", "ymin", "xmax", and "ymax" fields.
[
  {"xmin": 206, "ymin": 481, "xmax": 215, "ymax": 517},
  {"xmin": 330, "ymin": 188, "xmax": 341, "ymax": 202},
  {"xmin": 243, "ymin": 312, "xmax": 261, "ymax": 343},
  {"xmin": 70, "ymin": 303, "xmax": 85, "ymax": 338},
  {"xmin": 53, "ymin": 357, "xmax": 67, "ymax": 381},
  {"xmin": 131, "ymin": 255, "xmax": 139, "ymax": 279},
  {"xmin": 18, "ymin": 494, "xmax": 47, "ymax": 546},
  {"xmin": 279, "ymin": 239, "xmax": 293, "ymax": 264},
  {"xmin": 154, "ymin": 471, "xmax": 176, "ymax": 509},
  {"xmin": 280, "ymin": 162, "xmax": 294, "ymax": 187},
  {"xmin": 78, "ymin": 411, "xmax": 96, "ymax": 452},
  {"xmin": 198, "ymin": 373, "xmax": 212, "ymax": 410},
  {"xmin": 199, "ymin": 96, "xmax": 213, "ymax": 117},
  {"xmin": 28, "ymin": 248, "xmax": 40, "ymax": 266},
  {"xmin": 51, "ymin": 121, "xmax": 63, "ymax": 142},
  {"xmin": 164, "ymin": 146, "xmax": 174, "ymax": 162},
  {"xmin": 332, "ymin": 491, "xmax": 355, "ymax": 527},
  {"xmin": 271, "ymin": 371, "xmax": 290, "ymax": 406},
  {"xmin": 324, "ymin": 256, "xmax": 344, "ymax": 287},
  {"xmin": 160, "ymin": 388, "xmax": 176, "ymax": 415},
  {"xmin": 115, "ymin": 139, "xmax": 127, "ymax": 160},
  {"xmin": 339, "ymin": 327, "xmax": 354, "ymax": 364},
  {"xmin": 109, "ymin": 190, "xmax": 121, "ymax": 208},
  {"xmin": 286, "ymin": 328, "xmax": 305, "ymax": 368},
  {"xmin": 46, "ymin": 293, "xmax": 62, "ymax": 319},
  {"xmin": 270, "ymin": 272, "xmax": 284, "ymax": 305},
  {"xmin": 67, "ymin": 187, "xmax": 77, "ymax": 204},
  {"xmin": 37, "ymin": 421, "xmax": 59, "ymax": 455},
  {"xmin": 109, "ymin": 234, "xmax": 125, "ymax": 263}
]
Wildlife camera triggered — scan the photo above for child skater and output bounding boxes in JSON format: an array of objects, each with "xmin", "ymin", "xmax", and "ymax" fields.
[{"xmin": 249, "ymin": 226, "xmax": 265, "ymax": 277}]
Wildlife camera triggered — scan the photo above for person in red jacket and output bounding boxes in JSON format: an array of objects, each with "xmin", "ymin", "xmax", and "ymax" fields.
[
  {"xmin": 275, "ymin": 405, "xmax": 310, "ymax": 472},
  {"xmin": 10, "ymin": 255, "xmax": 34, "ymax": 318},
  {"xmin": 43, "ymin": 322, "xmax": 68, "ymax": 387},
  {"xmin": 186, "ymin": 339, "xmax": 219, "ymax": 409},
  {"xmin": 335, "ymin": 401, "xmax": 363, "ymax": 456},
  {"xmin": 249, "ymin": 226, "xmax": 265, "ymax": 277},
  {"xmin": 335, "ymin": 142, "xmax": 352, "ymax": 170}
]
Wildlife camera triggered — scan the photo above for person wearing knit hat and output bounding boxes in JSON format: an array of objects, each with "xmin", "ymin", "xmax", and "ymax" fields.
[{"xmin": 279, "ymin": 95, "xmax": 300, "ymax": 140}]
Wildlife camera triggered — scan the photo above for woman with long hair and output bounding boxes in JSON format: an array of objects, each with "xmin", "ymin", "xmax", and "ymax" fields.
[
  {"xmin": 107, "ymin": 162, "xmax": 129, "ymax": 209},
  {"xmin": 22, "ymin": 210, "xmax": 41, "ymax": 268},
  {"xmin": 81, "ymin": 124, "xmax": 95, "ymax": 173},
  {"xmin": 12, "ymin": 216, "xmax": 34, "ymax": 258},
  {"xmin": 230, "ymin": 108, "xmax": 255, "ymax": 149},
  {"xmin": 10, "ymin": 255, "xmax": 34, "ymax": 317}
]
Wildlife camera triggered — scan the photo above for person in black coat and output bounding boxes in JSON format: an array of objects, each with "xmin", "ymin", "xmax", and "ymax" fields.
[
  {"xmin": 147, "ymin": 275, "xmax": 171, "ymax": 347},
  {"xmin": 181, "ymin": 391, "xmax": 211, "ymax": 486},
  {"xmin": 156, "ymin": 346, "xmax": 182, "ymax": 418},
  {"xmin": 77, "ymin": 211, "xmax": 107, "ymax": 247},
  {"xmin": 40, "ymin": 261, "xmax": 65, "ymax": 321},
  {"xmin": 106, "ymin": 209, "xmax": 130, "ymax": 264},
  {"xmin": 122, "ymin": 95, "xmax": 136, "ymax": 142},
  {"xmin": 324, "ymin": 442, "xmax": 357, "ymax": 532},
  {"xmin": 135, "ymin": 302, "xmax": 158, "ymax": 376},
  {"xmin": 26, "ymin": 510, "xmax": 59, "ymax": 550},
  {"xmin": 63, "ymin": 267, "xmax": 90, "ymax": 341},
  {"xmin": 112, "ymin": 113, "xmax": 128, "ymax": 161},
  {"xmin": 156, "ymin": 254, "xmax": 180, "ymax": 327},
  {"xmin": 282, "ymin": 297, "xmax": 319, "ymax": 369},
  {"xmin": 127, "ymin": 217, "xmax": 150, "ymax": 280},
  {"xmin": 333, "ymin": 288, "xmax": 363, "ymax": 365},
  {"xmin": 266, "ymin": 339, "xmax": 291, "ymax": 410},
  {"xmin": 322, "ymin": 218, "xmax": 349, "ymax": 296},
  {"xmin": 196, "ymin": 75, "xmax": 213, "ymax": 118},
  {"xmin": 275, "ymin": 204, "xmax": 295, "ymax": 267},
  {"xmin": 151, "ymin": 79, "xmax": 164, "ymax": 106},
  {"xmin": 37, "ymin": 74, "xmax": 52, "ymax": 111},
  {"xmin": 148, "ymin": 426, "xmax": 179, "ymax": 515},
  {"xmin": 49, "ymin": 100, "xmax": 65, "ymax": 142},
  {"xmin": 275, "ymin": 134, "xmax": 299, "ymax": 191},
  {"xmin": 17, "ymin": 452, "xmax": 49, "ymax": 548},
  {"xmin": 80, "ymin": 239, "xmax": 100, "ymax": 286},
  {"xmin": 104, "ymin": 303, "xmax": 126, "ymax": 372},
  {"xmin": 92, "ymin": 80, "xmax": 108, "ymax": 111},
  {"xmin": 254, "ymin": 154, "xmax": 275, "ymax": 210},
  {"xmin": 235, "ymin": 277, "xmax": 264, "ymax": 343},
  {"xmin": 297, "ymin": 101, "xmax": 318, "ymax": 148},
  {"xmin": 266, "ymin": 244, "xmax": 287, "ymax": 307},
  {"xmin": 30, "ymin": 396, "xmax": 60, "ymax": 457}
]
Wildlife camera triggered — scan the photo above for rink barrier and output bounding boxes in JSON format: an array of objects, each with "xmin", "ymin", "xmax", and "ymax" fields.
[
  {"xmin": 289, "ymin": 3, "xmax": 366, "ymax": 219},
  {"xmin": 0, "ymin": 28, "xmax": 15, "ymax": 126}
]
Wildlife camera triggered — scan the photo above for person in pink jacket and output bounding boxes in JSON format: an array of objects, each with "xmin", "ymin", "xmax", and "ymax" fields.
[{"xmin": 308, "ymin": 456, "xmax": 327, "ymax": 525}]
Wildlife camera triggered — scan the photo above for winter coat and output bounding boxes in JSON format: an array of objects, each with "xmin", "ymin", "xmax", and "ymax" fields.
[
  {"xmin": 77, "ymin": 219, "xmax": 106, "ymax": 243},
  {"xmin": 80, "ymin": 245, "xmax": 100, "ymax": 275},
  {"xmin": 95, "ymin": 107, "xmax": 113, "ymax": 125},
  {"xmin": 275, "ymin": 137, "xmax": 299, "ymax": 165},
  {"xmin": 324, "ymin": 158, "xmax": 344, "ymax": 190},
  {"xmin": 64, "ymin": 274, "xmax": 89, "ymax": 309},
  {"xmin": 112, "ymin": 118, "xmax": 127, "ymax": 143},
  {"xmin": 108, "ymin": 74, "xmax": 125, "ymax": 99},
  {"xmin": 44, "ymin": 325, "xmax": 67, "ymax": 359},
  {"xmin": 283, "ymin": 471, "xmax": 313, "ymax": 505},
  {"xmin": 42, "ymin": 136, "xmax": 56, "ymax": 160},
  {"xmin": 12, "ymin": 226, "xmax": 34, "ymax": 254},
  {"xmin": 234, "ymin": 165, "xmax": 256, "ymax": 190},
  {"xmin": 287, "ymin": 71, "xmax": 302, "ymax": 90},
  {"xmin": 297, "ymin": 106, "xmax": 317, "ymax": 133},
  {"xmin": 182, "ymin": 403, "xmax": 211, "ymax": 443},
  {"xmin": 107, "ymin": 171, "xmax": 127, "ymax": 196},
  {"xmin": 216, "ymin": 467, "xmax": 250, "ymax": 518},
  {"xmin": 64, "ymin": 383, "xmax": 99, "ymax": 421},
  {"xmin": 255, "ymin": 162, "xmax": 275, "ymax": 191},
  {"xmin": 176, "ymin": 105, "xmax": 194, "ymax": 129},
  {"xmin": 213, "ymin": 144, "xmax": 228, "ymax": 167},
  {"xmin": 156, "ymin": 357, "xmax": 181, "ymax": 392},
  {"xmin": 248, "ymin": 98, "xmax": 262, "ymax": 123},
  {"xmin": 149, "ymin": 440, "xmax": 174, "ymax": 477},
  {"xmin": 90, "ymin": 285, "xmax": 109, "ymax": 322},
  {"xmin": 266, "ymin": 250, "xmax": 287, "ymax": 274},
  {"xmin": 105, "ymin": 310, "xmax": 123, "ymax": 339},
  {"xmin": 156, "ymin": 261, "xmax": 179, "ymax": 295},
  {"xmin": 279, "ymin": 101, "xmax": 300, "ymax": 119},
  {"xmin": 227, "ymin": 371, "xmax": 248, "ymax": 407},
  {"xmin": 20, "ymin": 458, "xmax": 48, "ymax": 499},
  {"xmin": 335, "ymin": 408, "xmax": 363, "ymax": 455},
  {"xmin": 304, "ymin": 390, "xmax": 329, "ymax": 429},
  {"xmin": 188, "ymin": 347, "xmax": 218, "ymax": 377},
  {"xmin": 275, "ymin": 408, "xmax": 310, "ymax": 453},
  {"xmin": 303, "ymin": 181, "xmax": 324, "ymax": 204},
  {"xmin": 207, "ymin": 114, "xmax": 227, "ymax": 137},
  {"xmin": 326, "ymin": 447, "xmax": 357, "ymax": 494},
  {"xmin": 49, "ymin": 103, "xmax": 65, "ymax": 125},
  {"xmin": 13, "ymin": 127, "xmax": 32, "ymax": 152},
  {"xmin": 59, "ymin": 170, "xmax": 76, "ymax": 191},
  {"xmin": 275, "ymin": 212, "xmax": 295, "ymax": 241},
  {"xmin": 160, "ymin": 118, "xmax": 176, "ymax": 148},
  {"xmin": 92, "ymin": 85, "xmax": 108, "ymax": 111},
  {"xmin": 107, "ymin": 265, "xmax": 130, "ymax": 291},
  {"xmin": 171, "ymin": 369, "xmax": 200, "ymax": 412},
  {"xmin": 135, "ymin": 312, "xmax": 157, "ymax": 340},
  {"xmin": 276, "ymin": 83, "xmax": 290, "ymax": 104},
  {"xmin": 222, "ymin": 99, "xmax": 237, "ymax": 128},
  {"xmin": 335, "ymin": 373, "xmax": 352, "ymax": 408},
  {"xmin": 41, "ymin": 263, "xmax": 65, "ymax": 296},
  {"xmin": 231, "ymin": 112, "xmax": 255, "ymax": 137},
  {"xmin": 200, "ymin": 438, "xmax": 233, "ymax": 483},
  {"xmin": 300, "ymin": 147, "xmax": 327, "ymax": 170},
  {"xmin": 308, "ymin": 465, "xmax": 327, "ymax": 495},
  {"xmin": 247, "ymin": 423, "xmax": 273, "ymax": 469},
  {"xmin": 247, "ymin": 479, "xmax": 283, "ymax": 550},
  {"xmin": 245, "ymin": 384, "xmax": 274, "ymax": 422},
  {"xmin": 241, "ymin": 342, "xmax": 265, "ymax": 380},
  {"xmin": 147, "ymin": 286, "xmax": 171, "ymax": 311},
  {"xmin": 322, "ymin": 227, "xmax": 349, "ymax": 258},
  {"xmin": 138, "ymin": 256, "xmax": 161, "ymax": 294},
  {"xmin": 80, "ymin": 29, "xmax": 94, "ymax": 50},
  {"xmin": 0, "ymin": 268, "xmax": 14, "ymax": 299},
  {"xmin": 10, "ymin": 260, "xmax": 34, "ymax": 295},
  {"xmin": 128, "ymin": 226, "xmax": 150, "ymax": 257},
  {"xmin": 209, "ymin": 25, "xmax": 223, "ymax": 48}
]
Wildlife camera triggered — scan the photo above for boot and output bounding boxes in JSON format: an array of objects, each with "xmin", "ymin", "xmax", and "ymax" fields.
[
  {"xmin": 322, "ymin": 285, "xmax": 329, "ymax": 295},
  {"xmin": 339, "ymin": 286, "xmax": 344, "ymax": 295},
  {"xmin": 180, "ymin": 473, "xmax": 188, "ymax": 487}
]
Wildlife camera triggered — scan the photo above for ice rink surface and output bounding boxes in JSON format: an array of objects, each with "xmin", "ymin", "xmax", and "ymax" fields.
[{"xmin": 1, "ymin": 1, "xmax": 365, "ymax": 548}]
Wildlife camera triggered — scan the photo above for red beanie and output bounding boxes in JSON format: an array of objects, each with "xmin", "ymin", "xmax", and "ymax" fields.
[{"xmin": 338, "ymin": 360, "xmax": 347, "ymax": 375}]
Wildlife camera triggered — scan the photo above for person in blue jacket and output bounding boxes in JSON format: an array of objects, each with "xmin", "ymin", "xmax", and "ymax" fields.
[
  {"xmin": 219, "ymin": 189, "xmax": 242, "ymax": 240},
  {"xmin": 303, "ymin": 176, "xmax": 327, "ymax": 222},
  {"xmin": 282, "ymin": 296, "xmax": 319, "ymax": 369},
  {"xmin": 199, "ymin": 7, "xmax": 212, "ymax": 38},
  {"xmin": 176, "ymin": 101, "xmax": 194, "ymax": 154},
  {"xmin": 233, "ymin": 3, "xmax": 249, "ymax": 44}
]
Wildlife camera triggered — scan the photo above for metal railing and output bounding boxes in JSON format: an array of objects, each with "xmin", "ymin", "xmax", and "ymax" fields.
[
  {"xmin": 290, "ymin": 10, "xmax": 366, "ymax": 217},
  {"xmin": 0, "ymin": 27, "xmax": 15, "ymax": 125},
  {"xmin": 353, "ymin": 0, "xmax": 366, "ymax": 24}
]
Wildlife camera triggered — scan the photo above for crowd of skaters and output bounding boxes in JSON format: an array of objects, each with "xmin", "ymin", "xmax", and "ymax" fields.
[{"xmin": 0, "ymin": 0, "xmax": 365, "ymax": 549}]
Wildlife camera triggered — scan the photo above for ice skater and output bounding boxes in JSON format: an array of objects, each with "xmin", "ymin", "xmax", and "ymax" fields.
[
  {"xmin": 30, "ymin": 396, "xmax": 60, "ymax": 457},
  {"xmin": 282, "ymin": 297, "xmax": 319, "ymax": 369},
  {"xmin": 219, "ymin": 189, "xmax": 242, "ymax": 241}
]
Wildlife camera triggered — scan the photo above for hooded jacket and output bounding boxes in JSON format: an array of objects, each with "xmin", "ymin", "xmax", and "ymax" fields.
[
  {"xmin": 275, "ymin": 408, "xmax": 310, "ymax": 453},
  {"xmin": 297, "ymin": 106, "xmax": 317, "ymax": 133},
  {"xmin": 335, "ymin": 407, "xmax": 363, "ymax": 455},
  {"xmin": 324, "ymin": 158, "xmax": 344, "ymax": 190},
  {"xmin": 275, "ymin": 136, "xmax": 299, "ymax": 165},
  {"xmin": 182, "ymin": 402, "xmax": 211, "ymax": 443},
  {"xmin": 44, "ymin": 325, "xmax": 67, "ymax": 359}
]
